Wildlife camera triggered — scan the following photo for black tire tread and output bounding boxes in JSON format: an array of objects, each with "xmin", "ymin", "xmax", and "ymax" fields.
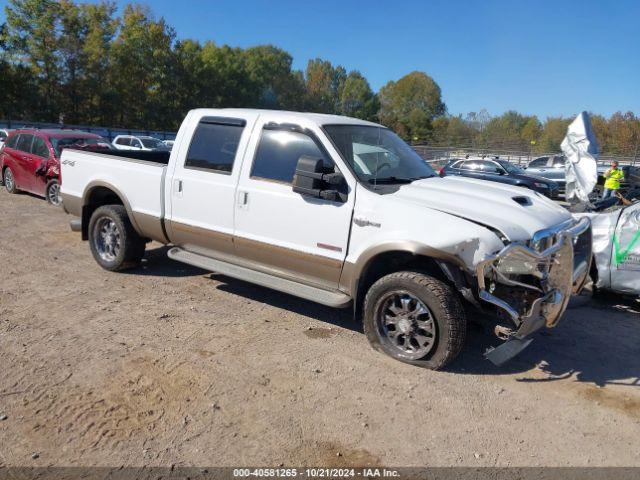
[
  {"xmin": 88, "ymin": 205, "xmax": 145, "ymax": 271},
  {"xmin": 363, "ymin": 270, "xmax": 466, "ymax": 370}
]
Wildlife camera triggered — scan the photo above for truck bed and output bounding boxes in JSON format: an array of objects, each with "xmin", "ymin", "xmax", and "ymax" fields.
[{"xmin": 59, "ymin": 149, "xmax": 168, "ymax": 242}]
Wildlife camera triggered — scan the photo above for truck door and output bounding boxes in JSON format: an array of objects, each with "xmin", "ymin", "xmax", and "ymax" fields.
[
  {"xmin": 167, "ymin": 112, "xmax": 259, "ymax": 258},
  {"xmin": 233, "ymin": 121, "xmax": 354, "ymax": 290}
]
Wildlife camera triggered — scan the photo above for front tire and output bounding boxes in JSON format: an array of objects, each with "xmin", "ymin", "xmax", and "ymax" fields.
[
  {"xmin": 363, "ymin": 271, "xmax": 466, "ymax": 370},
  {"xmin": 3, "ymin": 167, "xmax": 17, "ymax": 194},
  {"xmin": 46, "ymin": 179, "xmax": 62, "ymax": 206},
  {"xmin": 88, "ymin": 205, "xmax": 146, "ymax": 271}
]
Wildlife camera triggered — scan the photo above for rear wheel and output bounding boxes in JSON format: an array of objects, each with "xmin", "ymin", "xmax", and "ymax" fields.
[
  {"xmin": 46, "ymin": 179, "xmax": 62, "ymax": 206},
  {"xmin": 88, "ymin": 205, "xmax": 146, "ymax": 271},
  {"xmin": 3, "ymin": 167, "xmax": 17, "ymax": 194},
  {"xmin": 363, "ymin": 271, "xmax": 466, "ymax": 370}
]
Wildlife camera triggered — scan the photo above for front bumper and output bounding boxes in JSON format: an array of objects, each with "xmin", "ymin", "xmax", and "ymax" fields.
[{"xmin": 476, "ymin": 217, "xmax": 592, "ymax": 365}]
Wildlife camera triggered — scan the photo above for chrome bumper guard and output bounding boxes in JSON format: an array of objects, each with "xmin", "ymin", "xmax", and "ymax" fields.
[{"xmin": 477, "ymin": 217, "xmax": 592, "ymax": 365}]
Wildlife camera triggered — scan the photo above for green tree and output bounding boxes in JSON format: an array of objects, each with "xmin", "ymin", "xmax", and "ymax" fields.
[
  {"xmin": 520, "ymin": 116, "xmax": 542, "ymax": 146},
  {"xmin": 338, "ymin": 70, "xmax": 378, "ymax": 120},
  {"xmin": 304, "ymin": 58, "xmax": 346, "ymax": 113},
  {"xmin": 378, "ymin": 71, "xmax": 446, "ymax": 142},
  {"xmin": 537, "ymin": 117, "xmax": 571, "ymax": 152},
  {"xmin": 109, "ymin": 4, "xmax": 176, "ymax": 128},
  {"xmin": 4, "ymin": 0, "xmax": 63, "ymax": 121}
]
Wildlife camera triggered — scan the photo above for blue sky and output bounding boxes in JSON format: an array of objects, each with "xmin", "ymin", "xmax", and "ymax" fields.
[{"xmin": 2, "ymin": 0, "xmax": 639, "ymax": 119}]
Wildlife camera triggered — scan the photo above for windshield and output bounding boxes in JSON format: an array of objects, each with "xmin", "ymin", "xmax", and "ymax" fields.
[
  {"xmin": 323, "ymin": 125, "xmax": 436, "ymax": 185},
  {"xmin": 497, "ymin": 160, "xmax": 524, "ymax": 174},
  {"xmin": 51, "ymin": 136, "xmax": 112, "ymax": 156},
  {"xmin": 140, "ymin": 137, "xmax": 165, "ymax": 148}
]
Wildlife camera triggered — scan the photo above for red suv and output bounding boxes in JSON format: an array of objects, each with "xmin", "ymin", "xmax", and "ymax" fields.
[{"xmin": 0, "ymin": 129, "xmax": 112, "ymax": 205}]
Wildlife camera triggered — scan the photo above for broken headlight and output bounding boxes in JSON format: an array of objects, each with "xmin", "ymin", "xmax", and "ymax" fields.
[{"xmin": 495, "ymin": 250, "xmax": 551, "ymax": 277}]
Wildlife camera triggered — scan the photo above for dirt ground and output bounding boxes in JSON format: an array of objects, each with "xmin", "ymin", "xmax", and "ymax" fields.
[{"xmin": 0, "ymin": 188, "xmax": 639, "ymax": 468}]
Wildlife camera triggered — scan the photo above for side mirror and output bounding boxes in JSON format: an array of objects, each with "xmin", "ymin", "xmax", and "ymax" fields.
[{"xmin": 292, "ymin": 155, "xmax": 344, "ymax": 201}]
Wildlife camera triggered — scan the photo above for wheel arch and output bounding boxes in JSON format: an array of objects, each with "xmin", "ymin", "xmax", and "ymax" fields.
[
  {"xmin": 81, "ymin": 181, "xmax": 142, "ymax": 240},
  {"xmin": 343, "ymin": 242, "xmax": 473, "ymax": 310}
]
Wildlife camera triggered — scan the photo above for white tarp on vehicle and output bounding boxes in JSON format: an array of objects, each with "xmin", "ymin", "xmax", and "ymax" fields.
[{"xmin": 562, "ymin": 111, "xmax": 599, "ymax": 204}]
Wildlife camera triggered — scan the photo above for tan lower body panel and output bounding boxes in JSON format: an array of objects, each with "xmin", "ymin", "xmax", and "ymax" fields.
[
  {"xmin": 169, "ymin": 221, "xmax": 235, "ymax": 256},
  {"xmin": 234, "ymin": 237, "xmax": 344, "ymax": 290},
  {"xmin": 132, "ymin": 212, "xmax": 168, "ymax": 243},
  {"xmin": 169, "ymin": 221, "xmax": 343, "ymax": 291},
  {"xmin": 60, "ymin": 193, "xmax": 82, "ymax": 217}
]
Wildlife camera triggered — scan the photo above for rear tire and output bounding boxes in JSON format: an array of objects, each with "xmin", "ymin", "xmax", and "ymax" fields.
[
  {"xmin": 46, "ymin": 179, "xmax": 62, "ymax": 206},
  {"xmin": 3, "ymin": 167, "xmax": 17, "ymax": 194},
  {"xmin": 88, "ymin": 205, "xmax": 146, "ymax": 271},
  {"xmin": 363, "ymin": 271, "xmax": 466, "ymax": 370}
]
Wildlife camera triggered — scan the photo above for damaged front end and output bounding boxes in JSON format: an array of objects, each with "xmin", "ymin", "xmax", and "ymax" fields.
[{"xmin": 476, "ymin": 217, "xmax": 592, "ymax": 365}]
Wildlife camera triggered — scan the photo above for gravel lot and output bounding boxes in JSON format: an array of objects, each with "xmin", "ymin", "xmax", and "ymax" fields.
[{"xmin": 0, "ymin": 189, "xmax": 639, "ymax": 468}]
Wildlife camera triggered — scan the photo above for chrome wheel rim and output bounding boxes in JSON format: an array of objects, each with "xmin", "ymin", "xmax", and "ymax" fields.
[
  {"xmin": 376, "ymin": 291, "xmax": 437, "ymax": 360},
  {"xmin": 48, "ymin": 182, "xmax": 61, "ymax": 205},
  {"xmin": 4, "ymin": 169, "xmax": 14, "ymax": 192},
  {"xmin": 94, "ymin": 217, "xmax": 121, "ymax": 262}
]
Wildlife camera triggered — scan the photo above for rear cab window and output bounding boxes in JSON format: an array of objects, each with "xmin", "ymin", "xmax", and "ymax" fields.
[{"xmin": 185, "ymin": 117, "xmax": 246, "ymax": 174}]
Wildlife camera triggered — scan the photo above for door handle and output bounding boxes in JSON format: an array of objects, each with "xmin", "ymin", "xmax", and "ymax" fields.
[
  {"xmin": 174, "ymin": 179, "xmax": 183, "ymax": 198},
  {"xmin": 237, "ymin": 191, "xmax": 249, "ymax": 208}
]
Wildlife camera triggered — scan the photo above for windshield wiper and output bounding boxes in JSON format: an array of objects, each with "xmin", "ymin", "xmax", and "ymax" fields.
[{"xmin": 367, "ymin": 175, "xmax": 433, "ymax": 185}]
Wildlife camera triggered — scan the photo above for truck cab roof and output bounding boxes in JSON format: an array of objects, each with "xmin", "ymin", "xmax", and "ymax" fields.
[{"xmin": 189, "ymin": 108, "xmax": 381, "ymax": 128}]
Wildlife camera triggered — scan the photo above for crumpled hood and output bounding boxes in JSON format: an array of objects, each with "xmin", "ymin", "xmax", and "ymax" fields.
[{"xmin": 392, "ymin": 176, "xmax": 571, "ymax": 241}]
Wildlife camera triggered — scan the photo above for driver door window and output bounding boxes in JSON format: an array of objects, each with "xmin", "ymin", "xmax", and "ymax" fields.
[{"xmin": 250, "ymin": 128, "xmax": 334, "ymax": 184}]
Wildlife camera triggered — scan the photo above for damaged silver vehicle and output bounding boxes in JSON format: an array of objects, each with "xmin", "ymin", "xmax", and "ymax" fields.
[{"xmin": 575, "ymin": 191, "xmax": 640, "ymax": 296}]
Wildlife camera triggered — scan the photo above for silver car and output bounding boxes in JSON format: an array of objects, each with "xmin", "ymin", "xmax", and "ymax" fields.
[{"xmin": 525, "ymin": 155, "xmax": 567, "ymax": 193}]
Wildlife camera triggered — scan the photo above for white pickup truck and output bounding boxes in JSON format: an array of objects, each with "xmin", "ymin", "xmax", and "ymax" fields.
[{"xmin": 60, "ymin": 109, "xmax": 592, "ymax": 369}]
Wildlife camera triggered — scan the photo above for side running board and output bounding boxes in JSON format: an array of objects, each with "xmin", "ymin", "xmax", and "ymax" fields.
[{"xmin": 167, "ymin": 247, "xmax": 352, "ymax": 308}]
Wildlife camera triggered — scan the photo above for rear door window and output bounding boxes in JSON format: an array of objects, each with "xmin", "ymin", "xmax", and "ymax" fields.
[
  {"xmin": 116, "ymin": 137, "xmax": 131, "ymax": 146},
  {"xmin": 5, "ymin": 134, "xmax": 19, "ymax": 149},
  {"xmin": 529, "ymin": 157, "xmax": 549, "ymax": 168},
  {"xmin": 16, "ymin": 134, "xmax": 34, "ymax": 153},
  {"xmin": 251, "ymin": 128, "xmax": 332, "ymax": 184},
  {"xmin": 185, "ymin": 119, "xmax": 245, "ymax": 173},
  {"xmin": 31, "ymin": 137, "xmax": 50, "ymax": 158}
]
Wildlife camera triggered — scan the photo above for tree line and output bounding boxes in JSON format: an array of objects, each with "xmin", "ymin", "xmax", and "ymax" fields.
[{"xmin": 1, "ymin": 0, "xmax": 638, "ymax": 156}]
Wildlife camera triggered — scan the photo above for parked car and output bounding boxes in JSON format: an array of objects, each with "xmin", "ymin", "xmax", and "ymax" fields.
[
  {"xmin": 60, "ymin": 108, "xmax": 591, "ymax": 369},
  {"xmin": 163, "ymin": 140, "xmax": 175, "ymax": 149},
  {"xmin": 1, "ymin": 129, "xmax": 111, "ymax": 205},
  {"xmin": 440, "ymin": 157, "xmax": 560, "ymax": 198},
  {"xmin": 0, "ymin": 129, "xmax": 11, "ymax": 148},
  {"xmin": 112, "ymin": 135, "xmax": 170, "ymax": 151},
  {"xmin": 526, "ymin": 155, "xmax": 639, "ymax": 198}
]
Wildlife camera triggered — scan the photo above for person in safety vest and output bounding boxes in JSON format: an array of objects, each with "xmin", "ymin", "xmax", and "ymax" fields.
[{"xmin": 602, "ymin": 161, "xmax": 624, "ymax": 200}]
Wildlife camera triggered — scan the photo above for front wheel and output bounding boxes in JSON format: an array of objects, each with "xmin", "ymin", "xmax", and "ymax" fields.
[
  {"xmin": 363, "ymin": 271, "xmax": 466, "ymax": 370},
  {"xmin": 46, "ymin": 179, "xmax": 62, "ymax": 206},
  {"xmin": 3, "ymin": 167, "xmax": 17, "ymax": 194},
  {"xmin": 88, "ymin": 205, "xmax": 146, "ymax": 271}
]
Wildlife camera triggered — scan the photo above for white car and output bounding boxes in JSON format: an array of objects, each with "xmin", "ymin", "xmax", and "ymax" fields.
[
  {"xmin": 59, "ymin": 108, "xmax": 592, "ymax": 369},
  {"xmin": 112, "ymin": 135, "xmax": 169, "ymax": 151},
  {"xmin": 0, "ymin": 129, "xmax": 10, "ymax": 148}
]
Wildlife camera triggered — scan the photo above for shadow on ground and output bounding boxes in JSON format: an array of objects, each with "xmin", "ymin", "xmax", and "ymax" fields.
[
  {"xmin": 136, "ymin": 250, "xmax": 639, "ymax": 386},
  {"xmin": 121, "ymin": 246, "xmax": 207, "ymax": 278},
  {"xmin": 448, "ymin": 294, "xmax": 640, "ymax": 387}
]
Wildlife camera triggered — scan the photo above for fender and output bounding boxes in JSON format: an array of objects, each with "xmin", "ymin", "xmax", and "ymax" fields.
[
  {"xmin": 339, "ymin": 240, "xmax": 472, "ymax": 297},
  {"xmin": 82, "ymin": 180, "xmax": 144, "ymax": 237}
]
